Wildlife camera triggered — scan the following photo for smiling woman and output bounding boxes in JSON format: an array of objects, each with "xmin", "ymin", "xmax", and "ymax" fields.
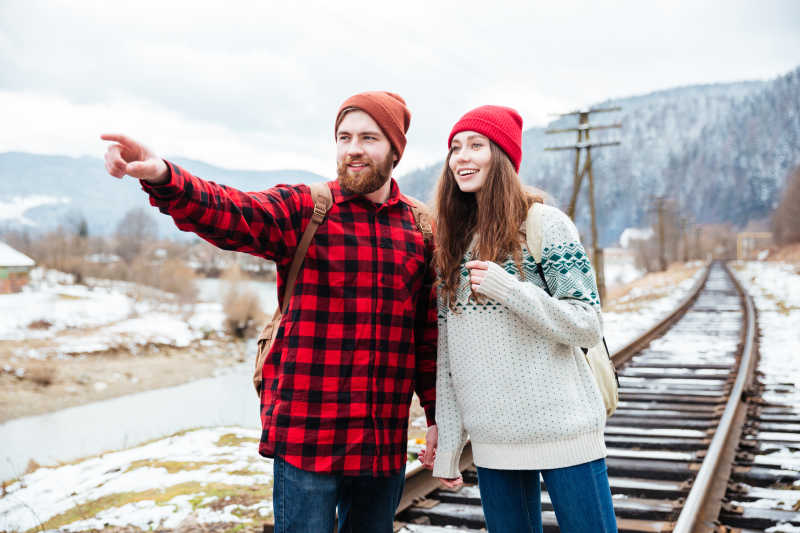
[
  {"xmin": 427, "ymin": 105, "xmax": 617, "ymax": 533},
  {"xmin": 449, "ymin": 132, "xmax": 492, "ymax": 193}
]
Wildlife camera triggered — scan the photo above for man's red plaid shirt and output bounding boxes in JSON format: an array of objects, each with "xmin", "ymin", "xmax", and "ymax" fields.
[{"xmin": 143, "ymin": 162, "xmax": 437, "ymax": 476}]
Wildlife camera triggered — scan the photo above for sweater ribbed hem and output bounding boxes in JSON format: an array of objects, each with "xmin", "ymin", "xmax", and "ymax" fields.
[
  {"xmin": 476, "ymin": 262, "xmax": 517, "ymax": 302},
  {"xmin": 471, "ymin": 430, "xmax": 607, "ymax": 471},
  {"xmin": 433, "ymin": 449, "xmax": 462, "ymax": 479}
]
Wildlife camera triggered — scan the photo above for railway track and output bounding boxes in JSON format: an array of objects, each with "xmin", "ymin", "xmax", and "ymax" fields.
[{"xmin": 394, "ymin": 262, "xmax": 800, "ymax": 532}]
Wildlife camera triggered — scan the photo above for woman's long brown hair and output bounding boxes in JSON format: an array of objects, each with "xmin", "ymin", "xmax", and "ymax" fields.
[{"xmin": 434, "ymin": 142, "xmax": 543, "ymax": 310}]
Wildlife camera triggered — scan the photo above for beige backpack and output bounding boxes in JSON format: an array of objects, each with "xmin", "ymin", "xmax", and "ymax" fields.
[
  {"xmin": 525, "ymin": 202, "xmax": 619, "ymax": 417},
  {"xmin": 252, "ymin": 183, "xmax": 433, "ymax": 395}
]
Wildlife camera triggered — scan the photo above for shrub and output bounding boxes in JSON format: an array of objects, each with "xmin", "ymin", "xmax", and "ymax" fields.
[{"xmin": 221, "ymin": 264, "xmax": 265, "ymax": 338}]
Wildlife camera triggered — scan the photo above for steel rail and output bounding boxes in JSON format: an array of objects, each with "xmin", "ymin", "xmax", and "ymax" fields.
[
  {"xmin": 672, "ymin": 262, "xmax": 757, "ymax": 532},
  {"xmin": 611, "ymin": 262, "xmax": 711, "ymax": 368}
]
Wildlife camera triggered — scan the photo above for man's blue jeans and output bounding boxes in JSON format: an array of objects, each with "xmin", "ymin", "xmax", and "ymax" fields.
[
  {"xmin": 476, "ymin": 458, "xmax": 617, "ymax": 533},
  {"xmin": 272, "ymin": 456, "xmax": 406, "ymax": 533}
]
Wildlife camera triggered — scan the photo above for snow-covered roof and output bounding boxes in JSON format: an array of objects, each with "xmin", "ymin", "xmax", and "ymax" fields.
[
  {"xmin": 619, "ymin": 227, "xmax": 655, "ymax": 248},
  {"xmin": 0, "ymin": 241, "xmax": 35, "ymax": 267}
]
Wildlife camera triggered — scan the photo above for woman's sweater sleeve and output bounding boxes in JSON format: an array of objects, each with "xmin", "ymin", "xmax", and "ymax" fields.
[
  {"xmin": 432, "ymin": 299, "xmax": 469, "ymax": 479},
  {"xmin": 475, "ymin": 206, "xmax": 603, "ymax": 348}
]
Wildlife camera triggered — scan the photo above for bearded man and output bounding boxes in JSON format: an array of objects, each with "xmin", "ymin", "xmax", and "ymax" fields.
[{"xmin": 101, "ymin": 92, "xmax": 438, "ymax": 533}]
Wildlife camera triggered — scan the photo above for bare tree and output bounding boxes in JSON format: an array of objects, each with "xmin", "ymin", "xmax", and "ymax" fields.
[
  {"xmin": 773, "ymin": 165, "xmax": 800, "ymax": 245},
  {"xmin": 115, "ymin": 208, "xmax": 158, "ymax": 263},
  {"xmin": 62, "ymin": 210, "xmax": 89, "ymax": 239}
]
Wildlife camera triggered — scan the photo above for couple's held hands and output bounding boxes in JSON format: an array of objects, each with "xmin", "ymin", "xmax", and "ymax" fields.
[
  {"xmin": 100, "ymin": 133, "xmax": 169, "ymax": 184},
  {"xmin": 417, "ymin": 425, "xmax": 463, "ymax": 490},
  {"xmin": 465, "ymin": 260, "xmax": 489, "ymax": 292},
  {"xmin": 418, "ymin": 424, "xmax": 438, "ymax": 469}
]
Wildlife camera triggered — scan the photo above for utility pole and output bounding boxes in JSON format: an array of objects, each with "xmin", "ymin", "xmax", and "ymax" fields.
[
  {"xmin": 680, "ymin": 216, "xmax": 690, "ymax": 263},
  {"xmin": 650, "ymin": 196, "xmax": 668, "ymax": 272},
  {"xmin": 694, "ymin": 226, "xmax": 703, "ymax": 261},
  {"xmin": 545, "ymin": 108, "xmax": 621, "ymax": 305}
]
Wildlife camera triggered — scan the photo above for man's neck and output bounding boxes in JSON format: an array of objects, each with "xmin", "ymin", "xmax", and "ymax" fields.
[{"xmin": 363, "ymin": 177, "xmax": 393, "ymax": 205}]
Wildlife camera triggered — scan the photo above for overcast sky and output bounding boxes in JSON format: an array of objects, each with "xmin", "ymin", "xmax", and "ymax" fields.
[{"xmin": 1, "ymin": 0, "xmax": 799, "ymax": 178}]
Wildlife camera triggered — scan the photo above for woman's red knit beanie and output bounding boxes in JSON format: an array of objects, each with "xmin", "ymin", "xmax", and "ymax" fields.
[
  {"xmin": 335, "ymin": 91, "xmax": 411, "ymax": 163},
  {"xmin": 448, "ymin": 105, "xmax": 523, "ymax": 172}
]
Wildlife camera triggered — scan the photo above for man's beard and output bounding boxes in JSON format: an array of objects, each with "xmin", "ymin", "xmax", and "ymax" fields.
[{"xmin": 337, "ymin": 154, "xmax": 393, "ymax": 195}]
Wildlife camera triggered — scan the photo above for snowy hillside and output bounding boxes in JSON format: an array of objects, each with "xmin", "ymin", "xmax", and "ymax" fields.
[
  {"xmin": 400, "ymin": 67, "xmax": 800, "ymax": 245},
  {"xmin": 0, "ymin": 153, "xmax": 324, "ymax": 237}
]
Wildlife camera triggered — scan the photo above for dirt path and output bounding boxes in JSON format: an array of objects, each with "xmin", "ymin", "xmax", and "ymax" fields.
[{"xmin": 0, "ymin": 336, "xmax": 247, "ymax": 423}]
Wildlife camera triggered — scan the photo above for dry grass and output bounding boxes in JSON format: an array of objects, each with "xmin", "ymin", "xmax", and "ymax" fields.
[
  {"xmin": 27, "ymin": 481, "xmax": 271, "ymax": 533},
  {"xmin": 765, "ymin": 242, "xmax": 800, "ymax": 265},
  {"xmin": 604, "ymin": 262, "xmax": 703, "ymax": 313},
  {"xmin": 221, "ymin": 265, "xmax": 265, "ymax": 339}
]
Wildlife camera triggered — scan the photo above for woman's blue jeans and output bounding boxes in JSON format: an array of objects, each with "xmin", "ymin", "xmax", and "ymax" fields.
[
  {"xmin": 272, "ymin": 456, "xmax": 406, "ymax": 533},
  {"xmin": 476, "ymin": 458, "xmax": 617, "ymax": 533}
]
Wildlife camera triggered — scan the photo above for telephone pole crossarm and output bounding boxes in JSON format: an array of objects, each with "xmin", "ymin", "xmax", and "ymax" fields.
[
  {"xmin": 550, "ymin": 106, "xmax": 622, "ymax": 117},
  {"xmin": 545, "ymin": 123, "xmax": 622, "ymax": 134},
  {"xmin": 544, "ymin": 141, "xmax": 621, "ymax": 151}
]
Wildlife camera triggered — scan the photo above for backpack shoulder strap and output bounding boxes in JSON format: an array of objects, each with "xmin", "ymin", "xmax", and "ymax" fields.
[
  {"xmin": 309, "ymin": 182, "xmax": 334, "ymax": 216},
  {"xmin": 403, "ymin": 195, "xmax": 434, "ymax": 243},
  {"xmin": 525, "ymin": 201, "xmax": 545, "ymax": 264},
  {"xmin": 279, "ymin": 182, "xmax": 333, "ymax": 313}
]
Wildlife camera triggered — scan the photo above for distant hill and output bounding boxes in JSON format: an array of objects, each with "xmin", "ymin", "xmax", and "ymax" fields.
[
  {"xmin": 398, "ymin": 67, "xmax": 800, "ymax": 245},
  {"xmin": 0, "ymin": 153, "xmax": 324, "ymax": 238}
]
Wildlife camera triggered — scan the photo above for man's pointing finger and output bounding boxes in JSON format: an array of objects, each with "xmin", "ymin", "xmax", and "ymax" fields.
[{"xmin": 100, "ymin": 133, "xmax": 137, "ymax": 149}]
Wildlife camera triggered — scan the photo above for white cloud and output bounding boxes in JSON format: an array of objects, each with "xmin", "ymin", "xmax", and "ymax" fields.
[
  {"xmin": 0, "ymin": 90, "xmax": 335, "ymax": 176},
  {"xmin": 1, "ymin": 0, "xmax": 799, "ymax": 174}
]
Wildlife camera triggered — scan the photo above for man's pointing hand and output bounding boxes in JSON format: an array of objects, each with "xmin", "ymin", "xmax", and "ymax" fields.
[{"xmin": 101, "ymin": 134, "xmax": 169, "ymax": 184}]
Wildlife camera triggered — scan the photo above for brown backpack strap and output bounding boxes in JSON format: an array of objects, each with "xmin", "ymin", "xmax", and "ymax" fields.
[
  {"xmin": 279, "ymin": 182, "xmax": 333, "ymax": 314},
  {"xmin": 403, "ymin": 195, "xmax": 434, "ymax": 243}
]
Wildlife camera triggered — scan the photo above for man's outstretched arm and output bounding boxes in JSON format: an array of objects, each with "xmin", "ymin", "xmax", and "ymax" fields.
[{"xmin": 101, "ymin": 133, "xmax": 307, "ymax": 263}]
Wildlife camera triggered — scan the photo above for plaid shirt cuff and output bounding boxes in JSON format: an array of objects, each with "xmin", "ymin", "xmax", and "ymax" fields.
[
  {"xmin": 425, "ymin": 404, "xmax": 436, "ymax": 427},
  {"xmin": 140, "ymin": 160, "xmax": 186, "ymax": 200}
]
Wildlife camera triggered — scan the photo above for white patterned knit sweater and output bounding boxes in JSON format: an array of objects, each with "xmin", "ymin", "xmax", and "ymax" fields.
[{"xmin": 432, "ymin": 204, "xmax": 607, "ymax": 478}]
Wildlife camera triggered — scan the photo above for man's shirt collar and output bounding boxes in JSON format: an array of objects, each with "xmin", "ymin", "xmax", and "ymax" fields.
[{"xmin": 330, "ymin": 178, "xmax": 409, "ymax": 209}]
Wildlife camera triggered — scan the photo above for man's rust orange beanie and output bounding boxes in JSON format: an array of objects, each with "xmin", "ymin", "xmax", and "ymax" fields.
[{"xmin": 335, "ymin": 91, "xmax": 411, "ymax": 163}]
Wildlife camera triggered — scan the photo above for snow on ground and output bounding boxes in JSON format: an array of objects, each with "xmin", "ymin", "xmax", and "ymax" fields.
[
  {"xmin": 0, "ymin": 268, "xmax": 227, "ymax": 355},
  {"xmin": 0, "ymin": 427, "xmax": 271, "ymax": 532},
  {"xmin": 729, "ymin": 261, "xmax": 800, "ymax": 520},
  {"xmin": 603, "ymin": 262, "xmax": 706, "ymax": 353},
  {"xmin": 731, "ymin": 261, "xmax": 800, "ymax": 410},
  {"xmin": 602, "ymin": 247, "xmax": 644, "ymax": 287},
  {"xmin": 0, "ymin": 426, "xmax": 425, "ymax": 532}
]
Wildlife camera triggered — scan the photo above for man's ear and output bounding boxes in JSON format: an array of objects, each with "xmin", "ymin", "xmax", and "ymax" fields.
[{"xmin": 392, "ymin": 151, "xmax": 399, "ymax": 168}]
